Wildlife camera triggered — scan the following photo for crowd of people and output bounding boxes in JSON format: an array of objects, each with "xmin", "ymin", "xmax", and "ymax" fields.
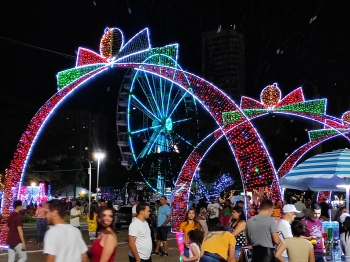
[{"xmin": 7, "ymin": 195, "xmax": 350, "ymax": 262}]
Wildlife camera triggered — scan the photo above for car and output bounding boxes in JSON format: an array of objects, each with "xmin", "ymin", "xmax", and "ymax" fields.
[{"xmin": 115, "ymin": 205, "xmax": 132, "ymax": 228}]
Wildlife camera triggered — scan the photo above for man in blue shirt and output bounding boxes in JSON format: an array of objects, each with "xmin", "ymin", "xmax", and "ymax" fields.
[{"xmin": 152, "ymin": 196, "xmax": 171, "ymax": 257}]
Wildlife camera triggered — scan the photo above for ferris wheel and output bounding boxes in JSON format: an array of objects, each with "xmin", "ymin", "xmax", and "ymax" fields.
[{"xmin": 116, "ymin": 54, "xmax": 198, "ymax": 194}]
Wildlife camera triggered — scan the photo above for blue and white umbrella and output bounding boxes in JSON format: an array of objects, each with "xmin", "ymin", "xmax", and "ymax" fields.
[{"xmin": 279, "ymin": 148, "xmax": 350, "ymax": 210}]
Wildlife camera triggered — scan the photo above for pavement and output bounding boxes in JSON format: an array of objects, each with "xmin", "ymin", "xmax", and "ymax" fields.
[{"xmin": 0, "ymin": 223, "xmax": 181, "ymax": 262}]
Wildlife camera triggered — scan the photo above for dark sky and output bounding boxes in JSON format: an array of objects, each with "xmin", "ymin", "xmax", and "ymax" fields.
[
  {"xmin": 2, "ymin": 1, "xmax": 350, "ymax": 106},
  {"xmin": 1, "ymin": 1, "xmax": 350, "ymax": 182}
]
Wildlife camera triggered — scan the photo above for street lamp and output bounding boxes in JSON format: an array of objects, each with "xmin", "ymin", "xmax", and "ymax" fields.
[
  {"xmin": 83, "ymin": 159, "xmax": 92, "ymax": 212},
  {"xmin": 94, "ymin": 151, "xmax": 105, "ymax": 200}
]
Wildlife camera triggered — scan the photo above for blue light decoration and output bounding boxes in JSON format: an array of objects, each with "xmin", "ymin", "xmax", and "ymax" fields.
[{"xmin": 194, "ymin": 172, "xmax": 234, "ymax": 199}]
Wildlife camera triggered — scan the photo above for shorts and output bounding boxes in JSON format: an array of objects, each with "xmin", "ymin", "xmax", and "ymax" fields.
[{"xmin": 156, "ymin": 226, "xmax": 170, "ymax": 241}]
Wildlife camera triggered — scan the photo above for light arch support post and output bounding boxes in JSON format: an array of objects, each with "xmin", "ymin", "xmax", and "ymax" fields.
[{"xmin": 115, "ymin": 63, "xmax": 279, "ymax": 231}]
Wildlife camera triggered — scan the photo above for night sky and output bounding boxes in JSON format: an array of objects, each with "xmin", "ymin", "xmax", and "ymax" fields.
[{"xmin": 1, "ymin": 1, "xmax": 350, "ymax": 186}]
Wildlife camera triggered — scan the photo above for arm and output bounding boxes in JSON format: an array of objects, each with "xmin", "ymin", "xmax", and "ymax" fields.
[
  {"xmin": 129, "ymin": 236, "xmax": 141, "ymax": 262},
  {"xmin": 275, "ymin": 243, "xmax": 287, "ymax": 262},
  {"xmin": 100, "ymin": 234, "xmax": 117, "ymax": 262},
  {"xmin": 272, "ymin": 232, "xmax": 281, "ymax": 245},
  {"xmin": 162, "ymin": 214, "xmax": 171, "ymax": 226},
  {"xmin": 82, "ymin": 252, "xmax": 89, "ymax": 262},
  {"xmin": 309, "ymin": 247, "xmax": 315, "ymax": 262},
  {"xmin": 227, "ymin": 244, "xmax": 237, "ymax": 262},
  {"xmin": 232, "ymin": 221, "xmax": 246, "ymax": 237},
  {"xmin": 45, "ymin": 255, "xmax": 55, "ymax": 262},
  {"xmin": 17, "ymin": 226, "xmax": 26, "ymax": 249}
]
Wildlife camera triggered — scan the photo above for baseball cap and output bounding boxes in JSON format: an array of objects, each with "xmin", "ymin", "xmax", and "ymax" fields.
[
  {"xmin": 283, "ymin": 204, "xmax": 301, "ymax": 213},
  {"xmin": 340, "ymin": 213, "xmax": 350, "ymax": 223}
]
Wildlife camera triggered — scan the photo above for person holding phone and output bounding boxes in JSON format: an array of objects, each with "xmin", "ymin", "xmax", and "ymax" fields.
[{"xmin": 70, "ymin": 201, "xmax": 84, "ymax": 230}]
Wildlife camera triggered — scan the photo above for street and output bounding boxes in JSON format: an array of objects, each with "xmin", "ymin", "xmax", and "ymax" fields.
[{"xmin": 0, "ymin": 223, "xmax": 181, "ymax": 262}]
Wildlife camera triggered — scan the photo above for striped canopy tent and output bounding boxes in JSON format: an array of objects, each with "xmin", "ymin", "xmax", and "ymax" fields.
[{"xmin": 279, "ymin": 149, "xmax": 350, "ymax": 211}]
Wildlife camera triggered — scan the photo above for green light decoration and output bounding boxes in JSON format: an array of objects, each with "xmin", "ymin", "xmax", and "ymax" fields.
[
  {"xmin": 276, "ymin": 100, "xmax": 326, "ymax": 115},
  {"xmin": 309, "ymin": 129, "xmax": 349, "ymax": 141},
  {"xmin": 57, "ymin": 64, "xmax": 106, "ymax": 90},
  {"xmin": 222, "ymin": 109, "xmax": 268, "ymax": 125},
  {"xmin": 254, "ymin": 167, "xmax": 259, "ymax": 173}
]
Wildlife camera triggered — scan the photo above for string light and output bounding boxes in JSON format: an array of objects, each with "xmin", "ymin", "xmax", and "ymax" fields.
[
  {"xmin": 195, "ymin": 173, "xmax": 234, "ymax": 199},
  {"xmin": 342, "ymin": 111, "xmax": 350, "ymax": 123},
  {"xmin": 100, "ymin": 27, "xmax": 124, "ymax": 60},
  {"xmin": 260, "ymin": 83, "xmax": 281, "ymax": 108},
  {"xmin": 57, "ymin": 64, "xmax": 106, "ymax": 90},
  {"xmin": 76, "ymin": 47, "xmax": 107, "ymax": 67}
]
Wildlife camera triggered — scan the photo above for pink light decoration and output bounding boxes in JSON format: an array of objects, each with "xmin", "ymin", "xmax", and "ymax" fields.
[
  {"xmin": 176, "ymin": 232, "xmax": 185, "ymax": 255},
  {"xmin": 275, "ymin": 87, "xmax": 304, "ymax": 108}
]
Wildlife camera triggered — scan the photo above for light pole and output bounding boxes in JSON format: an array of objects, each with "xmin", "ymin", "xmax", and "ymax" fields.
[
  {"xmin": 94, "ymin": 151, "xmax": 105, "ymax": 201},
  {"xmin": 84, "ymin": 159, "xmax": 92, "ymax": 213}
]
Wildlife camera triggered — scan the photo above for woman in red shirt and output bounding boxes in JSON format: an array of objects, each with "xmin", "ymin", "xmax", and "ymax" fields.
[{"xmin": 90, "ymin": 207, "xmax": 118, "ymax": 262}]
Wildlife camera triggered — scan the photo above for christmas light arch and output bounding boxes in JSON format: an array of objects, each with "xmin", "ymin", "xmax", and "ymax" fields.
[
  {"xmin": 1, "ymin": 26, "xmax": 348, "ymax": 244},
  {"xmin": 1, "ymin": 28, "xmax": 277, "ymax": 242}
]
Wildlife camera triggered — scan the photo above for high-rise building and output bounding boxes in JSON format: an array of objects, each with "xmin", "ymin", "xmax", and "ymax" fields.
[
  {"xmin": 55, "ymin": 110, "xmax": 108, "ymax": 160},
  {"xmin": 202, "ymin": 29, "xmax": 245, "ymax": 101}
]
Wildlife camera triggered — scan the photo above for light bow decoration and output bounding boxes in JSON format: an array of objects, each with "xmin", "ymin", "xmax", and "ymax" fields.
[{"xmin": 2, "ymin": 26, "xmax": 350, "ymax": 246}]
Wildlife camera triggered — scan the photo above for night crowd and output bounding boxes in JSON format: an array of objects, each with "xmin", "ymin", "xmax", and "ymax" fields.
[{"xmin": 5, "ymin": 195, "xmax": 350, "ymax": 262}]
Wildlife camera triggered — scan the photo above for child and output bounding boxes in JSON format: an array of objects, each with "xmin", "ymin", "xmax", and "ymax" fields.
[{"xmin": 181, "ymin": 229, "xmax": 204, "ymax": 262}]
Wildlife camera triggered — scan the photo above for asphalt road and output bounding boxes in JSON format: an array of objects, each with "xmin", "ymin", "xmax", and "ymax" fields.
[{"xmin": 0, "ymin": 223, "xmax": 180, "ymax": 262}]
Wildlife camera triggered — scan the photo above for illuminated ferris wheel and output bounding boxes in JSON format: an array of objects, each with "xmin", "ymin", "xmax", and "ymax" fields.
[{"xmin": 116, "ymin": 54, "xmax": 198, "ymax": 194}]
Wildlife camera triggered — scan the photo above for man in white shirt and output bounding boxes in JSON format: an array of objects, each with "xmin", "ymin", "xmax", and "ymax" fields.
[
  {"xmin": 70, "ymin": 201, "xmax": 83, "ymax": 229},
  {"xmin": 129, "ymin": 202, "xmax": 152, "ymax": 262},
  {"xmin": 207, "ymin": 197, "xmax": 222, "ymax": 231},
  {"xmin": 44, "ymin": 199, "xmax": 88, "ymax": 262},
  {"xmin": 294, "ymin": 199, "xmax": 306, "ymax": 220},
  {"xmin": 278, "ymin": 204, "xmax": 300, "ymax": 262}
]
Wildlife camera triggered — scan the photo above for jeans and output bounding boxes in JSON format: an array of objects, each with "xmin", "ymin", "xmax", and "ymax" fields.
[
  {"xmin": 314, "ymin": 253, "xmax": 325, "ymax": 262},
  {"xmin": 199, "ymin": 252, "xmax": 225, "ymax": 262},
  {"xmin": 8, "ymin": 243, "xmax": 27, "ymax": 262},
  {"xmin": 129, "ymin": 255, "xmax": 152, "ymax": 262},
  {"xmin": 235, "ymin": 246, "xmax": 242, "ymax": 259},
  {"xmin": 36, "ymin": 218, "xmax": 47, "ymax": 243}
]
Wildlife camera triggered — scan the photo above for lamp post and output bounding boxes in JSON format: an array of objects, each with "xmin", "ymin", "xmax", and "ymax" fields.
[
  {"xmin": 94, "ymin": 151, "xmax": 105, "ymax": 201},
  {"xmin": 84, "ymin": 159, "xmax": 92, "ymax": 213}
]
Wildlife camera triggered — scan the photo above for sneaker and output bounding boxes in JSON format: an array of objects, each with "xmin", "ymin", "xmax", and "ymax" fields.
[
  {"xmin": 151, "ymin": 251, "xmax": 159, "ymax": 256},
  {"xmin": 160, "ymin": 252, "xmax": 169, "ymax": 257}
]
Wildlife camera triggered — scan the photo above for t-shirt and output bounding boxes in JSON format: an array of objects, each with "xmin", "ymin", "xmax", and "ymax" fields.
[
  {"xmin": 132, "ymin": 204, "xmax": 137, "ymax": 221},
  {"xmin": 301, "ymin": 217, "xmax": 323, "ymax": 254},
  {"xmin": 207, "ymin": 203, "xmax": 221, "ymax": 219},
  {"xmin": 86, "ymin": 213, "xmax": 97, "ymax": 232},
  {"xmin": 246, "ymin": 214, "xmax": 279, "ymax": 248},
  {"xmin": 7, "ymin": 212, "xmax": 22, "ymax": 248},
  {"xmin": 294, "ymin": 201, "xmax": 306, "ymax": 218},
  {"xmin": 282, "ymin": 237, "xmax": 313, "ymax": 262},
  {"xmin": 278, "ymin": 219, "xmax": 293, "ymax": 258},
  {"xmin": 157, "ymin": 204, "xmax": 171, "ymax": 227},
  {"xmin": 44, "ymin": 224, "xmax": 88, "ymax": 262},
  {"xmin": 128, "ymin": 218, "xmax": 152, "ymax": 260},
  {"xmin": 189, "ymin": 242, "xmax": 200, "ymax": 262},
  {"xmin": 201, "ymin": 231, "xmax": 236, "ymax": 260},
  {"xmin": 179, "ymin": 221, "xmax": 201, "ymax": 244},
  {"xmin": 70, "ymin": 207, "xmax": 82, "ymax": 227}
]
